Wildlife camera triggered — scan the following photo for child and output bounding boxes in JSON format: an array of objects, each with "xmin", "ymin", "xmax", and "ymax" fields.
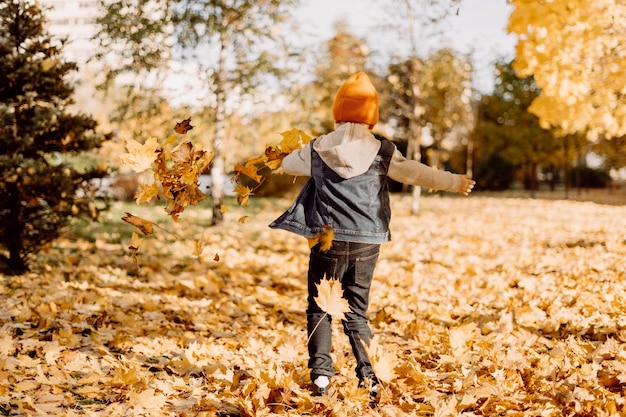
[{"xmin": 270, "ymin": 72, "xmax": 475, "ymax": 398}]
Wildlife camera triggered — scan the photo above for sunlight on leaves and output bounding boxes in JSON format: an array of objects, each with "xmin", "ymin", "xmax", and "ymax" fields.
[
  {"xmin": 314, "ymin": 276, "xmax": 351, "ymax": 321},
  {"xmin": 120, "ymin": 136, "xmax": 159, "ymax": 173}
]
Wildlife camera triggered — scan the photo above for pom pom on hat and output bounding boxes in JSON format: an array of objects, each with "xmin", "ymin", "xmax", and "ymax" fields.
[{"xmin": 332, "ymin": 72, "xmax": 379, "ymax": 127}]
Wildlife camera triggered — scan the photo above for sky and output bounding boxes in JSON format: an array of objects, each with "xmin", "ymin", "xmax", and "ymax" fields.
[{"xmin": 293, "ymin": 0, "xmax": 517, "ymax": 93}]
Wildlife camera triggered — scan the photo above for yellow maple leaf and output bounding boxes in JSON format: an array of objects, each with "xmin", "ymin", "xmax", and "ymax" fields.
[
  {"xmin": 278, "ymin": 128, "xmax": 312, "ymax": 154},
  {"xmin": 264, "ymin": 144, "xmax": 287, "ymax": 170},
  {"xmin": 319, "ymin": 226, "xmax": 334, "ymax": 252},
  {"xmin": 238, "ymin": 215, "xmax": 248, "ymax": 224},
  {"xmin": 363, "ymin": 336, "xmax": 397, "ymax": 383},
  {"xmin": 234, "ymin": 183, "xmax": 253, "ymax": 206},
  {"xmin": 231, "ymin": 128, "xmax": 311, "ymax": 207},
  {"xmin": 134, "ymin": 183, "xmax": 160, "ymax": 204},
  {"xmin": 192, "ymin": 234, "xmax": 208, "ymax": 258},
  {"xmin": 234, "ymin": 155, "xmax": 266, "ymax": 184},
  {"xmin": 314, "ymin": 276, "xmax": 351, "ymax": 320},
  {"xmin": 120, "ymin": 136, "xmax": 160, "ymax": 173},
  {"xmin": 307, "ymin": 226, "xmax": 334, "ymax": 252},
  {"xmin": 162, "ymin": 134, "xmax": 178, "ymax": 148}
]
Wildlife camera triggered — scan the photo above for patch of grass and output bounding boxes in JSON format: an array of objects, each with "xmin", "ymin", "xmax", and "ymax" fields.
[{"xmin": 64, "ymin": 195, "xmax": 291, "ymax": 245}]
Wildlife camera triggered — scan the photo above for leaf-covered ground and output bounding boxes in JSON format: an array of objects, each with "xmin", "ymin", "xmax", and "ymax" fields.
[{"xmin": 1, "ymin": 193, "xmax": 626, "ymax": 416}]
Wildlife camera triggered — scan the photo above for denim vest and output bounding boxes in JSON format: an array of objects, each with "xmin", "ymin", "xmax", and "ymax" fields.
[{"xmin": 270, "ymin": 138, "xmax": 395, "ymax": 243}]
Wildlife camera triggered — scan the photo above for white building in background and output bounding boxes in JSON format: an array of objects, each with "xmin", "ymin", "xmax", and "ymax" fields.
[
  {"xmin": 40, "ymin": 0, "xmax": 101, "ymax": 65},
  {"xmin": 39, "ymin": 0, "xmax": 204, "ymax": 108}
]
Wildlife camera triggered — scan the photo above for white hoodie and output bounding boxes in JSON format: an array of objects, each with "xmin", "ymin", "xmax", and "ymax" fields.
[{"xmin": 282, "ymin": 122, "xmax": 462, "ymax": 192}]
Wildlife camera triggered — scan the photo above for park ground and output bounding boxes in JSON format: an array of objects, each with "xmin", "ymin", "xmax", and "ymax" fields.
[{"xmin": 1, "ymin": 188, "xmax": 626, "ymax": 416}]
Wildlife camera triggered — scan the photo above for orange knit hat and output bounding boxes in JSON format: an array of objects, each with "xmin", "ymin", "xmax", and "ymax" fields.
[{"xmin": 332, "ymin": 72, "xmax": 379, "ymax": 127}]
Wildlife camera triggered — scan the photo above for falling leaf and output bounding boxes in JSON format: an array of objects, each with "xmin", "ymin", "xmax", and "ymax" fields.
[
  {"xmin": 163, "ymin": 134, "xmax": 178, "ymax": 148},
  {"xmin": 234, "ymin": 155, "xmax": 265, "ymax": 184},
  {"xmin": 314, "ymin": 276, "xmax": 351, "ymax": 321},
  {"xmin": 128, "ymin": 232, "xmax": 143, "ymax": 251},
  {"xmin": 40, "ymin": 58, "xmax": 60, "ymax": 72},
  {"xmin": 121, "ymin": 212, "xmax": 155, "ymax": 236},
  {"xmin": 220, "ymin": 205, "xmax": 229, "ymax": 213},
  {"xmin": 192, "ymin": 235, "xmax": 208, "ymax": 258},
  {"xmin": 232, "ymin": 127, "xmax": 312, "ymax": 206},
  {"xmin": 264, "ymin": 144, "xmax": 287, "ymax": 170},
  {"xmin": 134, "ymin": 183, "xmax": 160, "ymax": 204},
  {"xmin": 234, "ymin": 183, "xmax": 253, "ymax": 206},
  {"xmin": 174, "ymin": 118, "xmax": 193, "ymax": 134},
  {"xmin": 120, "ymin": 136, "xmax": 160, "ymax": 173},
  {"xmin": 153, "ymin": 142, "xmax": 212, "ymax": 221},
  {"xmin": 238, "ymin": 216, "xmax": 248, "ymax": 224},
  {"xmin": 213, "ymin": 253, "xmax": 220, "ymax": 262}
]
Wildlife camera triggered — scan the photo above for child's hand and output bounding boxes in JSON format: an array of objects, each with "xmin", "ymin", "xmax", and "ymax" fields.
[{"xmin": 458, "ymin": 175, "xmax": 475, "ymax": 196}]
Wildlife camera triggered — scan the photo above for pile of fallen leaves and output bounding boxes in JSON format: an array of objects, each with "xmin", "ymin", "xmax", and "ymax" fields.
[{"xmin": 1, "ymin": 194, "xmax": 626, "ymax": 416}]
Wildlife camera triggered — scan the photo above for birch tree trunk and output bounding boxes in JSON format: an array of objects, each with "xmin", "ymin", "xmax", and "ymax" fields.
[
  {"xmin": 409, "ymin": 116, "xmax": 422, "ymax": 215},
  {"xmin": 211, "ymin": 30, "xmax": 228, "ymax": 226}
]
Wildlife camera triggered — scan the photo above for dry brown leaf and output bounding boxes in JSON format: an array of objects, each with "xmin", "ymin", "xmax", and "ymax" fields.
[
  {"xmin": 174, "ymin": 117, "xmax": 193, "ymax": 134},
  {"xmin": 121, "ymin": 212, "xmax": 155, "ymax": 236}
]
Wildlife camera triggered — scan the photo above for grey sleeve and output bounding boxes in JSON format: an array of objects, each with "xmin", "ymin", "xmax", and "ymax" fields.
[
  {"xmin": 387, "ymin": 149, "xmax": 461, "ymax": 192},
  {"xmin": 281, "ymin": 144, "xmax": 312, "ymax": 177}
]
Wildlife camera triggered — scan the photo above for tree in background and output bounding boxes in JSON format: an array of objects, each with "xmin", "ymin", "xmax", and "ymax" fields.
[
  {"xmin": 419, "ymin": 48, "xmax": 473, "ymax": 171},
  {"xmin": 508, "ymin": 0, "xmax": 626, "ymax": 140},
  {"xmin": 383, "ymin": 55, "xmax": 425, "ymax": 163},
  {"xmin": 472, "ymin": 62, "xmax": 561, "ymax": 195},
  {"xmin": 592, "ymin": 135, "xmax": 626, "ymax": 184},
  {"xmin": 379, "ymin": 0, "xmax": 463, "ymax": 214},
  {"xmin": 0, "ymin": 0, "xmax": 106, "ymax": 274},
  {"xmin": 383, "ymin": 48, "xmax": 473, "ymax": 201},
  {"xmin": 95, "ymin": 0, "xmax": 300, "ymax": 225},
  {"xmin": 291, "ymin": 20, "xmax": 372, "ymax": 136}
]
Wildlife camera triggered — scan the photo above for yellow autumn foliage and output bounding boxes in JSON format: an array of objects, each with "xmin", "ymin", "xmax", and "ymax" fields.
[{"xmin": 508, "ymin": 0, "xmax": 626, "ymax": 139}]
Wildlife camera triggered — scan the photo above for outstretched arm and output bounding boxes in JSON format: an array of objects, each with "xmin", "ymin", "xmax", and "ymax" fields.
[
  {"xmin": 281, "ymin": 143, "xmax": 312, "ymax": 177},
  {"xmin": 387, "ymin": 149, "xmax": 475, "ymax": 194}
]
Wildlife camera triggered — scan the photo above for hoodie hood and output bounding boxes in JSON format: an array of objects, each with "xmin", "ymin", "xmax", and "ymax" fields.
[{"xmin": 313, "ymin": 122, "xmax": 382, "ymax": 179}]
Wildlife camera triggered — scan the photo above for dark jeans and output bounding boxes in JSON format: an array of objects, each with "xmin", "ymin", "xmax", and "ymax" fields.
[{"xmin": 306, "ymin": 241, "xmax": 380, "ymax": 382}]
